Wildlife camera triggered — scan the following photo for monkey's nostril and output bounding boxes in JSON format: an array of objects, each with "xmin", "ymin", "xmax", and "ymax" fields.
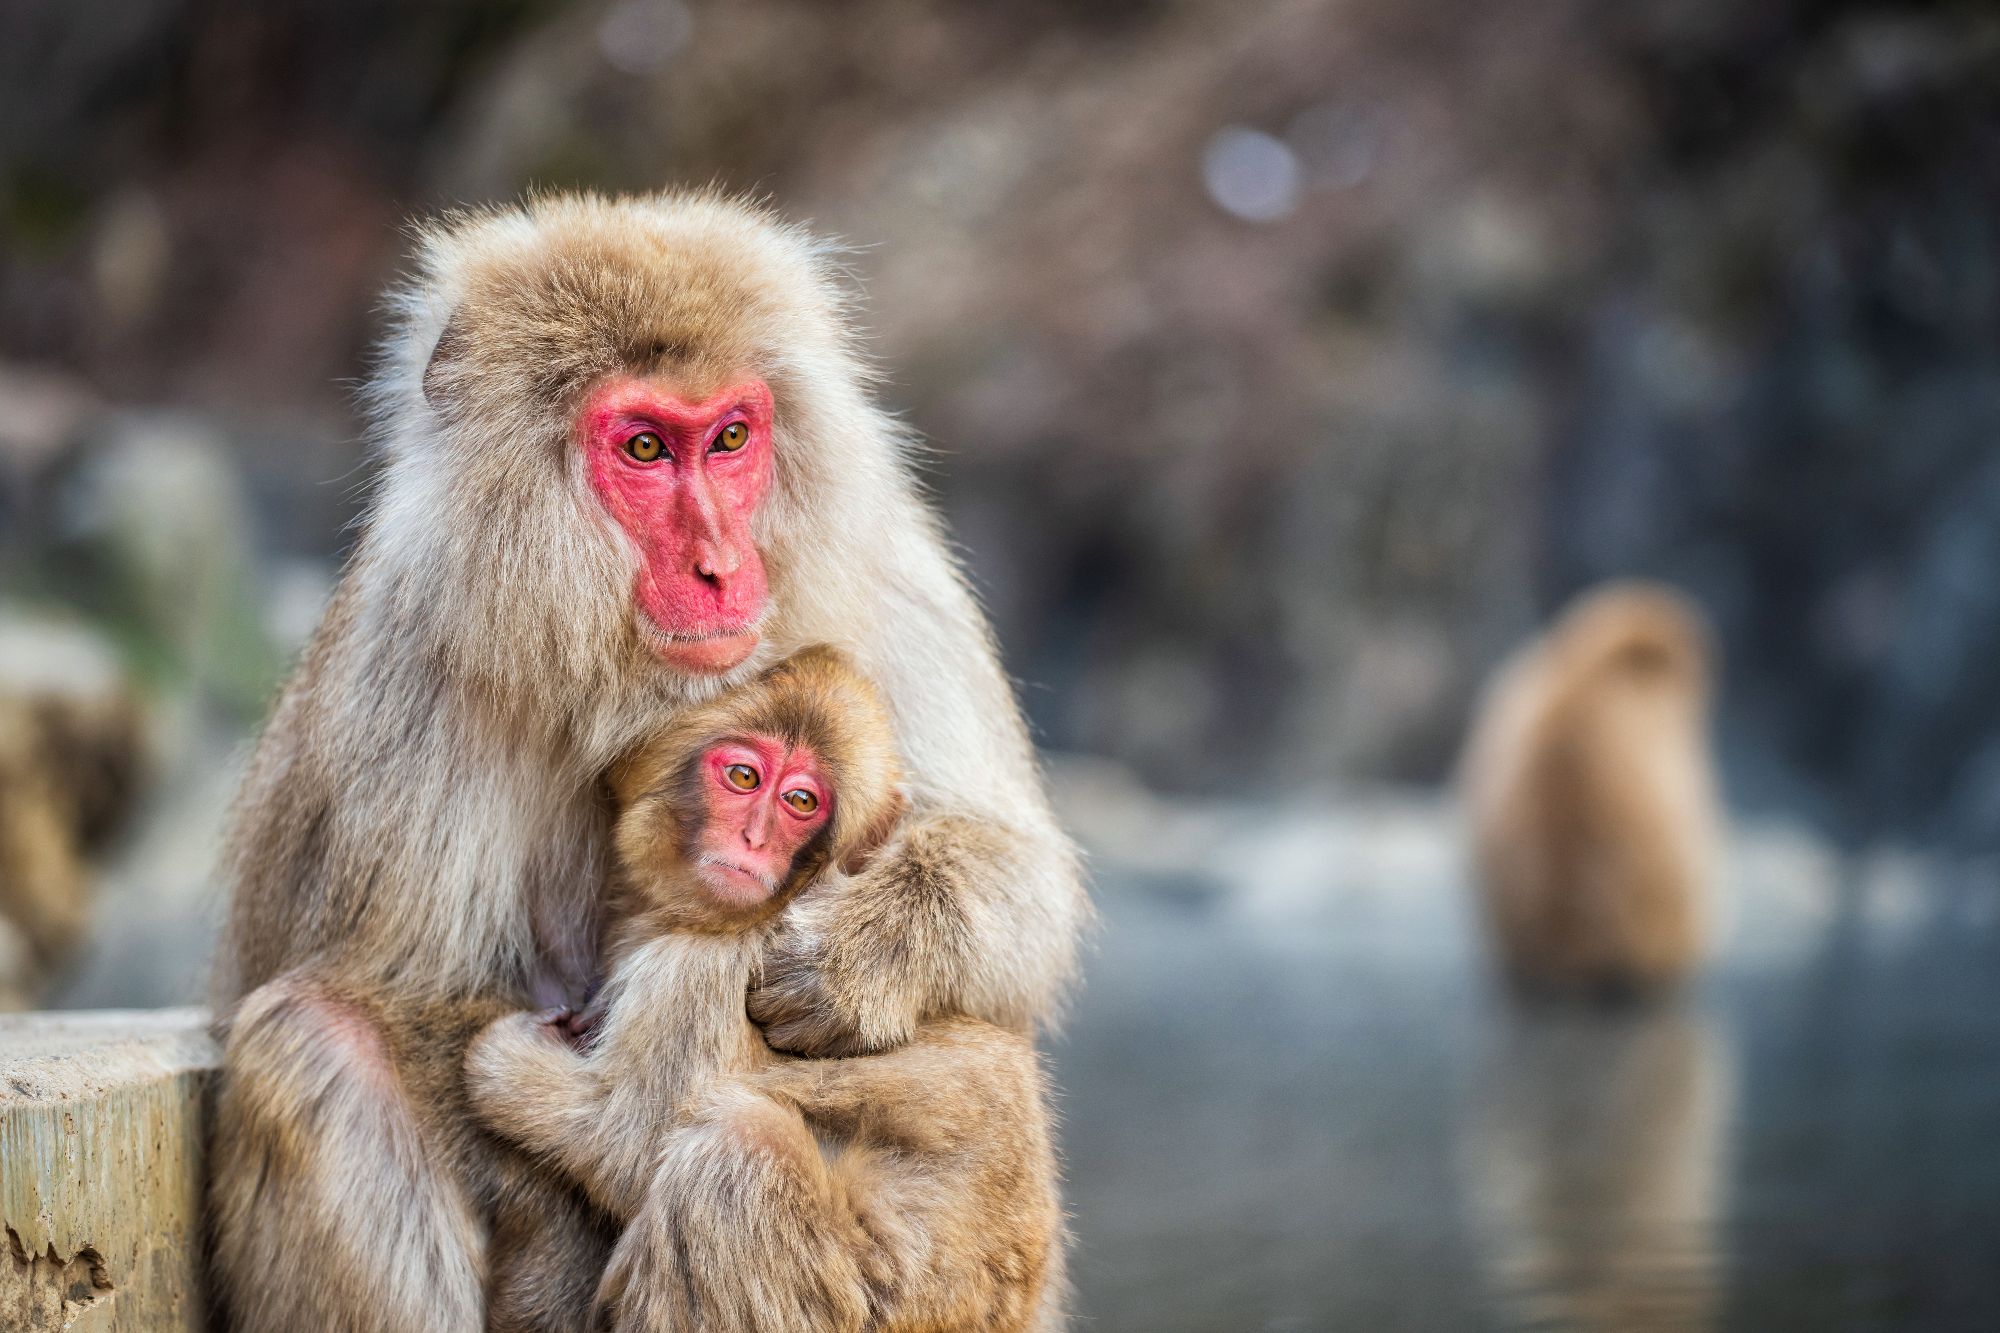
[{"xmin": 693, "ymin": 544, "xmax": 740, "ymax": 585}]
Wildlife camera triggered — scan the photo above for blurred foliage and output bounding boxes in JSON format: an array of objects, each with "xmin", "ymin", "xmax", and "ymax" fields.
[{"xmin": 2, "ymin": 0, "xmax": 1999, "ymax": 847}]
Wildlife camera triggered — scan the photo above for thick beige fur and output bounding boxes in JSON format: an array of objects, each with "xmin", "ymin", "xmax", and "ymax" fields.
[
  {"xmin": 1459, "ymin": 582, "xmax": 1721, "ymax": 995},
  {"xmin": 0, "ymin": 688, "xmax": 145, "ymax": 1007},
  {"xmin": 208, "ymin": 191, "xmax": 1087, "ymax": 1332},
  {"xmin": 468, "ymin": 647, "xmax": 1064, "ymax": 1331}
]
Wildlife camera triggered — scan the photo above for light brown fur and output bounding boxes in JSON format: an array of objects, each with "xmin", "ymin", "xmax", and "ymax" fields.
[
  {"xmin": 467, "ymin": 647, "xmax": 1063, "ymax": 1331},
  {"xmin": 0, "ymin": 688, "xmax": 145, "ymax": 1007},
  {"xmin": 209, "ymin": 191, "xmax": 1086, "ymax": 1331},
  {"xmin": 1459, "ymin": 582, "xmax": 1721, "ymax": 996}
]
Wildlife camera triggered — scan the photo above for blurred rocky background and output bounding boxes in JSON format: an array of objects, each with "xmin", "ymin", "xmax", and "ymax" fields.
[{"xmin": 6, "ymin": 0, "xmax": 1999, "ymax": 842}]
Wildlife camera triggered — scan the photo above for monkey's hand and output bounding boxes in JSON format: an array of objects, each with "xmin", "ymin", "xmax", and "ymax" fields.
[
  {"xmin": 541, "ymin": 1000, "xmax": 605, "ymax": 1050},
  {"xmin": 463, "ymin": 1010, "xmax": 597, "ymax": 1155},
  {"xmin": 749, "ymin": 814, "xmax": 1012, "ymax": 1056},
  {"xmin": 746, "ymin": 898, "xmax": 885, "ymax": 1057}
]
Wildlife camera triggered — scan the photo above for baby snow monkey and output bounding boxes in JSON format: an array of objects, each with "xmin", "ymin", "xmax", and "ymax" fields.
[{"xmin": 465, "ymin": 646, "xmax": 1064, "ymax": 1332}]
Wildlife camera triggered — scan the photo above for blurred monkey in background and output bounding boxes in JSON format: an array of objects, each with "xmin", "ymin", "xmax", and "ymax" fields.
[
  {"xmin": 0, "ymin": 626, "xmax": 147, "ymax": 1008},
  {"xmin": 1459, "ymin": 582, "xmax": 1721, "ymax": 996}
]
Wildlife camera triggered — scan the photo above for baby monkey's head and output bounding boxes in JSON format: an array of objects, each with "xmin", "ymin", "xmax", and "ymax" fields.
[{"xmin": 609, "ymin": 646, "xmax": 905, "ymax": 932}]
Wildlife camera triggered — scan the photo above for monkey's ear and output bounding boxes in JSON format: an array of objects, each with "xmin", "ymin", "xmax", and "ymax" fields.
[
  {"xmin": 839, "ymin": 789, "xmax": 908, "ymax": 876},
  {"xmin": 422, "ymin": 316, "xmax": 467, "ymax": 410}
]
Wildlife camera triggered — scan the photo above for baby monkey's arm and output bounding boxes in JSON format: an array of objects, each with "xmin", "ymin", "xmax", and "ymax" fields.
[
  {"xmin": 463, "ymin": 1008, "xmax": 645, "ymax": 1213},
  {"xmin": 469, "ymin": 941, "xmax": 740, "ymax": 1222}
]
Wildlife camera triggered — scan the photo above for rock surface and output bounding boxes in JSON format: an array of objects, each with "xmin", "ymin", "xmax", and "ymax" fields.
[{"xmin": 0, "ymin": 1008, "xmax": 215, "ymax": 1332}]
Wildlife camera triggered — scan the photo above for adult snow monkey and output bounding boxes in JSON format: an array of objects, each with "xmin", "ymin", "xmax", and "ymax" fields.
[{"xmin": 209, "ymin": 192, "xmax": 1087, "ymax": 1332}]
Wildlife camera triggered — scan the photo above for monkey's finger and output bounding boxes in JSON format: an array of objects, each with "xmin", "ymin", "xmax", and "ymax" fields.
[
  {"xmin": 744, "ymin": 981, "xmax": 801, "ymax": 1029},
  {"xmin": 760, "ymin": 1012, "xmax": 872, "ymax": 1058},
  {"xmin": 748, "ymin": 980, "xmax": 820, "ymax": 1036},
  {"xmin": 751, "ymin": 974, "xmax": 873, "ymax": 1056},
  {"xmin": 745, "ymin": 952, "xmax": 814, "ymax": 1023}
]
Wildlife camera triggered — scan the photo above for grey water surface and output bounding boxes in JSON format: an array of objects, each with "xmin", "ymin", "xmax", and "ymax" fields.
[{"xmin": 1050, "ymin": 779, "xmax": 2000, "ymax": 1332}]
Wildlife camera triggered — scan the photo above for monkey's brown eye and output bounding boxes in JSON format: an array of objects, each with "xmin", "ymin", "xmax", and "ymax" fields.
[
  {"xmin": 713, "ymin": 421, "xmax": 749, "ymax": 453},
  {"xmin": 781, "ymin": 788, "xmax": 819, "ymax": 815},
  {"xmin": 624, "ymin": 431, "xmax": 665, "ymax": 462},
  {"xmin": 723, "ymin": 763, "xmax": 759, "ymax": 791}
]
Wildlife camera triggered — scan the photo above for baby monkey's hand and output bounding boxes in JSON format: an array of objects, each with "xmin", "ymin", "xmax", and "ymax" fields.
[
  {"xmin": 749, "ymin": 811, "xmax": 1002, "ymax": 1057},
  {"xmin": 535, "ymin": 1002, "xmax": 604, "ymax": 1051}
]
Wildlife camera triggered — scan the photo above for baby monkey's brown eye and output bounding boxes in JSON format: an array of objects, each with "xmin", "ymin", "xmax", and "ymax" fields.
[
  {"xmin": 713, "ymin": 421, "xmax": 749, "ymax": 453},
  {"xmin": 781, "ymin": 788, "xmax": 818, "ymax": 815},
  {"xmin": 724, "ymin": 763, "xmax": 759, "ymax": 791},
  {"xmin": 625, "ymin": 431, "xmax": 665, "ymax": 462}
]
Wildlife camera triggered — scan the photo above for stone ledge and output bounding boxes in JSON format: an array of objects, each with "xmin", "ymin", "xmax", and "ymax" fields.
[{"xmin": 0, "ymin": 1008, "xmax": 217, "ymax": 1331}]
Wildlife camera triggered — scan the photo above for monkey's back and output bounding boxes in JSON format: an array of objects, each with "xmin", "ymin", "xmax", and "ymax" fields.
[{"xmin": 1462, "ymin": 585, "xmax": 1721, "ymax": 995}]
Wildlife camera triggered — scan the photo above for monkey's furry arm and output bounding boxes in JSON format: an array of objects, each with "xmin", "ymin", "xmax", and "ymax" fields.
[
  {"xmin": 750, "ymin": 556, "xmax": 1091, "ymax": 1056},
  {"xmin": 751, "ymin": 813, "xmax": 1079, "ymax": 1055},
  {"xmin": 468, "ymin": 934, "xmax": 765, "ymax": 1217},
  {"xmin": 464, "ymin": 1017, "xmax": 669, "ymax": 1221}
]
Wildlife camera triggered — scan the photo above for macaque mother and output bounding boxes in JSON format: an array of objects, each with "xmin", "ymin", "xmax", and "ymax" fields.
[{"xmin": 209, "ymin": 193, "xmax": 1086, "ymax": 1332}]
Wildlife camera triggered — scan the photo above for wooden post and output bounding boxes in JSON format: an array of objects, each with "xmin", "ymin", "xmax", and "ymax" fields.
[{"xmin": 0, "ymin": 1009, "xmax": 217, "ymax": 1331}]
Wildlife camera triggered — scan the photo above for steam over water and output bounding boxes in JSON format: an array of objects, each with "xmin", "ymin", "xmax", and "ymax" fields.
[{"xmin": 1052, "ymin": 778, "xmax": 2000, "ymax": 1331}]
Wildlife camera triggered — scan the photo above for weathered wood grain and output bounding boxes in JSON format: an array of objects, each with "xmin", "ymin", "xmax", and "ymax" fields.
[{"xmin": 0, "ymin": 1009, "xmax": 216, "ymax": 1331}]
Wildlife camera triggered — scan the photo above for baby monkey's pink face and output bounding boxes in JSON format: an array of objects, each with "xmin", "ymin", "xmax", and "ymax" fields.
[{"xmin": 693, "ymin": 736, "xmax": 831, "ymax": 907}]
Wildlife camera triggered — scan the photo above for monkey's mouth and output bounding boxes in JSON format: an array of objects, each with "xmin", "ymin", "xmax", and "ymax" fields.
[
  {"xmin": 695, "ymin": 855, "xmax": 779, "ymax": 905},
  {"xmin": 636, "ymin": 611, "xmax": 763, "ymax": 674}
]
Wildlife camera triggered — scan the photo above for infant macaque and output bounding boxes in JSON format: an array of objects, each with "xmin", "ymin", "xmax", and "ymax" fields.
[{"xmin": 465, "ymin": 646, "xmax": 1063, "ymax": 1332}]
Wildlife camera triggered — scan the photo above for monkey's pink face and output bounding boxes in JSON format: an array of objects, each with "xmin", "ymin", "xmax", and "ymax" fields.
[
  {"xmin": 579, "ymin": 378, "xmax": 775, "ymax": 674},
  {"xmin": 693, "ymin": 737, "xmax": 831, "ymax": 907}
]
